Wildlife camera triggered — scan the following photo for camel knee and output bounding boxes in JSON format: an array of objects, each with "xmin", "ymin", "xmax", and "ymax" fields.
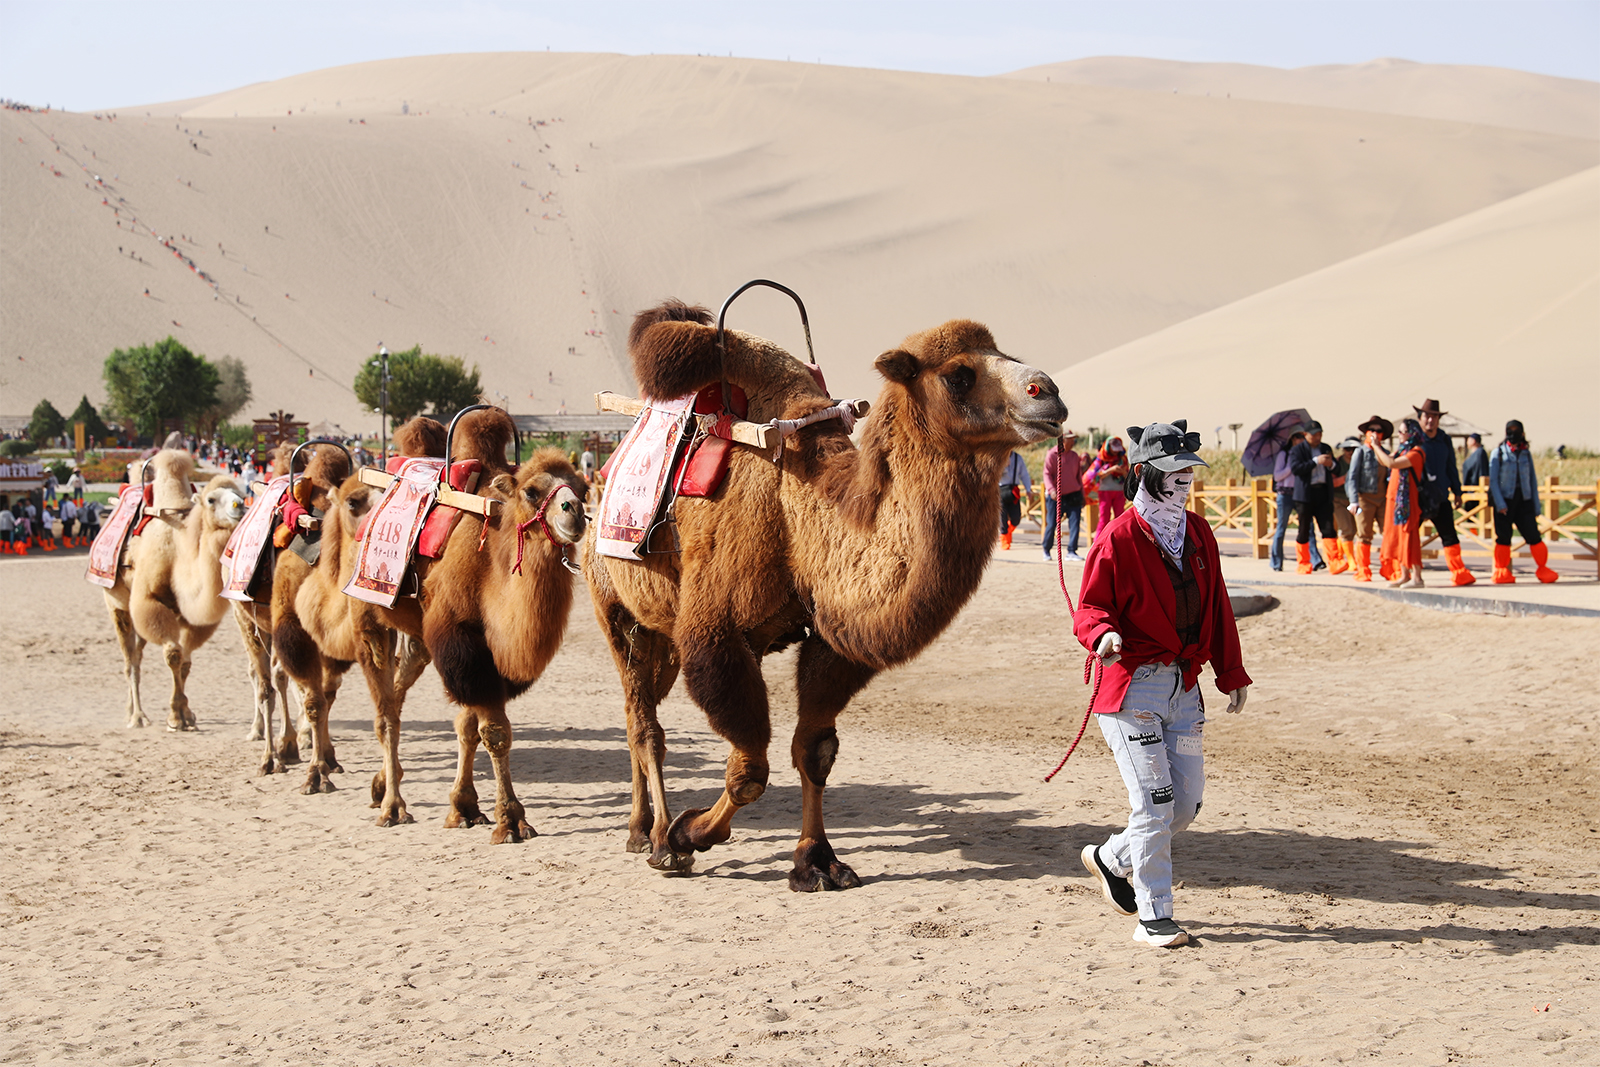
[
  {"xmin": 481, "ymin": 720, "xmax": 511, "ymax": 754},
  {"xmin": 796, "ymin": 728, "xmax": 839, "ymax": 786},
  {"xmin": 163, "ymin": 645, "xmax": 185, "ymax": 671},
  {"xmin": 726, "ymin": 758, "xmax": 768, "ymax": 806}
]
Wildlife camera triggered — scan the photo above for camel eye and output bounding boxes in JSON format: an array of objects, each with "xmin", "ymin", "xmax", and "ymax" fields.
[{"xmin": 942, "ymin": 365, "xmax": 975, "ymax": 396}]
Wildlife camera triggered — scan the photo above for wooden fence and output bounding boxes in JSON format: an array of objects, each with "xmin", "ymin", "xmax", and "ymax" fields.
[{"xmin": 1020, "ymin": 477, "xmax": 1598, "ymax": 576}]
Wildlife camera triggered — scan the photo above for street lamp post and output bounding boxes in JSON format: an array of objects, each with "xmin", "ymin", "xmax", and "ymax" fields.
[{"xmin": 377, "ymin": 343, "xmax": 390, "ymax": 465}]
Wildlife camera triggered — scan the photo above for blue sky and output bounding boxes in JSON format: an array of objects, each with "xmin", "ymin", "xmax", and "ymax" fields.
[{"xmin": 3, "ymin": 0, "xmax": 1596, "ymax": 111}]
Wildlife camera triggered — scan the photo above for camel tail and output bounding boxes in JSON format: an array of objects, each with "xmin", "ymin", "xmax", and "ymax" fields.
[{"xmin": 394, "ymin": 416, "xmax": 447, "ymax": 458}]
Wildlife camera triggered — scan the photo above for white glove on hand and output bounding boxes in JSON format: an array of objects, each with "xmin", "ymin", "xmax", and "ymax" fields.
[
  {"xmin": 1095, "ymin": 631, "xmax": 1122, "ymax": 665},
  {"xmin": 1225, "ymin": 685, "xmax": 1249, "ymax": 714}
]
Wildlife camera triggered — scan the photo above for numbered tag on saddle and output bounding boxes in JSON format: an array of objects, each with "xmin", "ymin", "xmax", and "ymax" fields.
[
  {"xmin": 219, "ymin": 475, "xmax": 292, "ymax": 602},
  {"xmin": 343, "ymin": 458, "xmax": 445, "ymax": 607}
]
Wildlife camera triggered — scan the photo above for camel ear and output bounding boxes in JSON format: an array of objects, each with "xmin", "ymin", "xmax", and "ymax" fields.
[
  {"xmin": 874, "ymin": 349, "xmax": 921, "ymax": 384},
  {"xmin": 190, "ymin": 491, "xmax": 201, "ymax": 507},
  {"xmin": 1127, "ymin": 426, "xmax": 1143, "ymax": 443},
  {"xmin": 489, "ymin": 473, "xmax": 516, "ymax": 495}
]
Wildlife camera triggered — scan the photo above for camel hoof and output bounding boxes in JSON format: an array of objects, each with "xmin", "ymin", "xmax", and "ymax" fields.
[
  {"xmin": 490, "ymin": 820, "xmax": 537, "ymax": 845},
  {"xmin": 666, "ymin": 807, "xmax": 715, "ymax": 854},
  {"xmin": 647, "ymin": 847, "xmax": 696, "ymax": 874},
  {"xmin": 257, "ymin": 758, "xmax": 276, "ymax": 777},
  {"xmin": 788, "ymin": 861, "xmax": 863, "ymax": 893},
  {"xmin": 376, "ymin": 808, "xmax": 414, "ymax": 828},
  {"xmin": 445, "ymin": 808, "xmax": 491, "ymax": 829},
  {"xmin": 626, "ymin": 830, "xmax": 651, "ymax": 854}
]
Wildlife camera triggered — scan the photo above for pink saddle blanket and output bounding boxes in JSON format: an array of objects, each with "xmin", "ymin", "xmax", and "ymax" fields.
[
  {"xmin": 84, "ymin": 485, "xmax": 144, "ymax": 589},
  {"xmin": 344, "ymin": 458, "xmax": 483, "ymax": 606},
  {"xmin": 219, "ymin": 476, "xmax": 290, "ymax": 603}
]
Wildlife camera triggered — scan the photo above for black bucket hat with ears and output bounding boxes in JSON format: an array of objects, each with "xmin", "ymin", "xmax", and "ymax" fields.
[{"xmin": 1127, "ymin": 419, "xmax": 1208, "ymax": 473}]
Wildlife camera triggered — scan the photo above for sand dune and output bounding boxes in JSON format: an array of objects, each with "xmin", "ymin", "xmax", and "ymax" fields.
[
  {"xmin": 1053, "ymin": 166, "xmax": 1600, "ymax": 449},
  {"xmin": 3, "ymin": 53, "xmax": 1595, "ymax": 431},
  {"xmin": 1007, "ymin": 56, "xmax": 1600, "ymax": 140}
]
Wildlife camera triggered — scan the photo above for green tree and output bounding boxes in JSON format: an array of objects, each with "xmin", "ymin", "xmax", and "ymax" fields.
[
  {"xmin": 68, "ymin": 395, "xmax": 111, "ymax": 444},
  {"xmin": 200, "ymin": 355, "xmax": 253, "ymax": 433},
  {"xmin": 102, "ymin": 337, "xmax": 220, "ymax": 437},
  {"xmin": 354, "ymin": 346, "xmax": 482, "ymax": 423},
  {"xmin": 28, "ymin": 399, "xmax": 65, "ymax": 446}
]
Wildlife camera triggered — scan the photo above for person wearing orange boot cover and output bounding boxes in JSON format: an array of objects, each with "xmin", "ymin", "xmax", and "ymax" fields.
[
  {"xmin": 1413, "ymin": 399, "xmax": 1475, "ymax": 585},
  {"xmin": 1288, "ymin": 422, "xmax": 1349, "ymax": 575},
  {"xmin": 1489, "ymin": 419, "xmax": 1558, "ymax": 584}
]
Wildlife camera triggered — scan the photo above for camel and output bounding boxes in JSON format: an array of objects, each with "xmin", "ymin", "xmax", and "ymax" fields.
[
  {"xmin": 102, "ymin": 450, "xmax": 247, "ymax": 730},
  {"xmin": 269, "ymin": 431, "xmax": 439, "ymax": 796},
  {"xmin": 584, "ymin": 302, "xmax": 1067, "ymax": 890},
  {"xmin": 357, "ymin": 408, "xmax": 588, "ymax": 841}
]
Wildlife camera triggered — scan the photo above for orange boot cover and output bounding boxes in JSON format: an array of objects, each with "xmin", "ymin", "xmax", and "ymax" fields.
[
  {"xmin": 1296, "ymin": 541, "xmax": 1313, "ymax": 574},
  {"xmin": 1353, "ymin": 542, "xmax": 1372, "ymax": 582},
  {"xmin": 1531, "ymin": 541, "xmax": 1559, "ymax": 583},
  {"xmin": 1001, "ymin": 523, "xmax": 1013, "ymax": 550},
  {"xmin": 1340, "ymin": 539, "xmax": 1357, "ymax": 577},
  {"xmin": 1322, "ymin": 538, "xmax": 1349, "ymax": 576},
  {"xmin": 1492, "ymin": 544, "xmax": 1515, "ymax": 583},
  {"xmin": 1444, "ymin": 543, "xmax": 1476, "ymax": 586}
]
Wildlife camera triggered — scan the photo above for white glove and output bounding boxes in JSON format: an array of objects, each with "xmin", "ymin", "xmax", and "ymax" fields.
[
  {"xmin": 1095, "ymin": 631, "xmax": 1122, "ymax": 665},
  {"xmin": 1225, "ymin": 686, "xmax": 1249, "ymax": 714}
]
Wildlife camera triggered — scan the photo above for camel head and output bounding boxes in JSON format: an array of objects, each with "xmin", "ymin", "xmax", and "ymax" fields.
[
  {"xmin": 488, "ymin": 448, "xmax": 588, "ymax": 551},
  {"xmin": 874, "ymin": 320, "xmax": 1066, "ymax": 452},
  {"xmin": 328, "ymin": 473, "xmax": 382, "ymax": 537},
  {"xmin": 190, "ymin": 475, "xmax": 246, "ymax": 530}
]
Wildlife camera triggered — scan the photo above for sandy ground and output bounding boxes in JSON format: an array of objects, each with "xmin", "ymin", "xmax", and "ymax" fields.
[{"xmin": 2, "ymin": 544, "xmax": 1597, "ymax": 1066}]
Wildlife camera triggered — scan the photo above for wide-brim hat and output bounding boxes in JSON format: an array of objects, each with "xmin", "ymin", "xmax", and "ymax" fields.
[
  {"xmin": 1336, "ymin": 436, "xmax": 1361, "ymax": 451},
  {"xmin": 1413, "ymin": 398, "xmax": 1448, "ymax": 416},
  {"xmin": 1060, "ymin": 428, "xmax": 1078, "ymax": 440},
  {"xmin": 1127, "ymin": 419, "xmax": 1208, "ymax": 472},
  {"xmin": 1357, "ymin": 414, "xmax": 1394, "ymax": 437}
]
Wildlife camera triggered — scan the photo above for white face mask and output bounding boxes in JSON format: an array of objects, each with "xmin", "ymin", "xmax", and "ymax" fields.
[{"xmin": 1133, "ymin": 470, "xmax": 1193, "ymax": 563}]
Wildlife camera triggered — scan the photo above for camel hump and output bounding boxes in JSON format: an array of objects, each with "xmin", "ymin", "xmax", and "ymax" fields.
[
  {"xmin": 394, "ymin": 416, "xmax": 447, "ymax": 458},
  {"xmin": 147, "ymin": 448, "xmax": 197, "ymax": 512},
  {"xmin": 629, "ymin": 299, "xmax": 823, "ymax": 408},
  {"xmin": 451, "ymin": 407, "xmax": 516, "ymax": 473},
  {"xmin": 300, "ymin": 443, "xmax": 352, "ymax": 487},
  {"xmin": 265, "ymin": 441, "xmax": 295, "ymax": 477}
]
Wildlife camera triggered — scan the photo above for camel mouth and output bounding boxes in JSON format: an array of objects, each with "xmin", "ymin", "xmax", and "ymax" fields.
[{"xmin": 1013, "ymin": 416, "xmax": 1064, "ymax": 443}]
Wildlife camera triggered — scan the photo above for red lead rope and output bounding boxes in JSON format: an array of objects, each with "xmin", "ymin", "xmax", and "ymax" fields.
[{"xmin": 1044, "ymin": 494, "xmax": 1102, "ymax": 782}]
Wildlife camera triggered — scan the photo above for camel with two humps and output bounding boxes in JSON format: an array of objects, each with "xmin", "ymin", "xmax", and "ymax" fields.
[
  {"xmin": 356, "ymin": 408, "xmax": 587, "ymax": 840},
  {"xmin": 584, "ymin": 302, "xmax": 1067, "ymax": 890},
  {"xmin": 102, "ymin": 450, "xmax": 247, "ymax": 730}
]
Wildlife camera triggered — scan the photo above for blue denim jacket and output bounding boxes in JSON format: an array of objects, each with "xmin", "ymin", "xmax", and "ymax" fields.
[{"xmin": 1488, "ymin": 444, "xmax": 1539, "ymax": 511}]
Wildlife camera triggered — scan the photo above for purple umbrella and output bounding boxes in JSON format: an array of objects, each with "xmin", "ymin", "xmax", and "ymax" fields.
[{"xmin": 1242, "ymin": 408, "xmax": 1312, "ymax": 478}]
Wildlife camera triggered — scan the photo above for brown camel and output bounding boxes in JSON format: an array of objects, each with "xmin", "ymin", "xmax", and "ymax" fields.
[
  {"xmin": 584, "ymin": 302, "xmax": 1067, "ymax": 890},
  {"xmin": 102, "ymin": 450, "xmax": 247, "ymax": 730},
  {"xmin": 358, "ymin": 408, "xmax": 588, "ymax": 841},
  {"xmin": 270, "ymin": 427, "xmax": 441, "ymax": 796}
]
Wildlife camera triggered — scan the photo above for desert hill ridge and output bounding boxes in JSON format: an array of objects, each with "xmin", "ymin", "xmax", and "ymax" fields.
[
  {"xmin": 1054, "ymin": 165, "xmax": 1600, "ymax": 449},
  {"xmin": 1005, "ymin": 56, "xmax": 1600, "ymax": 141},
  {"xmin": 2, "ymin": 52, "xmax": 1595, "ymax": 435}
]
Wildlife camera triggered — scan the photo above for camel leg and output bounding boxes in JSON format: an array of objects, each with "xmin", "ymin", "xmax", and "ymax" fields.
[
  {"xmin": 479, "ymin": 702, "xmax": 535, "ymax": 844},
  {"xmin": 666, "ymin": 622, "xmax": 772, "ymax": 859},
  {"xmin": 273, "ymin": 666, "xmax": 300, "ymax": 768},
  {"xmin": 361, "ymin": 629, "xmax": 415, "ymax": 828},
  {"xmin": 445, "ymin": 706, "xmax": 491, "ymax": 829},
  {"xmin": 788, "ymin": 636, "xmax": 877, "ymax": 892},
  {"xmin": 597, "ymin": 604, "xmax": 687, "ymax": 869},
  {"xmin": 234, "ymin": 607, "xmax": 278, "ymax": 772},
  {"xmin": 110, "ymin": 606, "xmax": 150, "ymax": 728},
  {"xmin": 299, "ymin": 664, "xmax": 346, "ymax": 794},
  {"xmin": 161, "ymin": 643, "xmax": 195, "ymax": 732}
]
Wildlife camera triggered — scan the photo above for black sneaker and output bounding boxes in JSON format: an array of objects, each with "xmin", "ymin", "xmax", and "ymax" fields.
[
  {"xmin": 1080, "ymin": 844, "xmax": 1137, "ymax": 916},
  {"xmin": 1132, "ymin": 917, "xmax": 1190, "ymax": 948},
  {"xmin": 1314, "ymin": 560, "xmax": 1327, "ymax": 572}
]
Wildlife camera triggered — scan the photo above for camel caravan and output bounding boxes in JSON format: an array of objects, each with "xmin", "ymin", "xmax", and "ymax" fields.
[{"xmin": 85, "ymin": 281, "xmax": 1066, "ymax": 891}]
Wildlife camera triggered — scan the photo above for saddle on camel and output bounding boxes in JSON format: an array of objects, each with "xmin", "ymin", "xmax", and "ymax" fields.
[{"xmin": 585, "ymin": 284, "xmax": 1067, "ymax": 891}]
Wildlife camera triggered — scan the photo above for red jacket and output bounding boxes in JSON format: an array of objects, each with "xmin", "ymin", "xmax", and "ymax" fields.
[{"xmin": 1073, "ymin": 507, "xmax": 1251, "ymax": 715}]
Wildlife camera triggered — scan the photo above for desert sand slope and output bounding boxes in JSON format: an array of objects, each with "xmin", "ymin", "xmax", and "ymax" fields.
[
  {"xmin": 1054, "ymin": 166, "xmax": 1600, "ymax": 449},
  {"xmin": 1007, "ymin": 56, "xmax": 1600, "ymax": 141},
  {"xmin": 3, "ymin": 52, "xmax": 1596, "ymax": 429}
]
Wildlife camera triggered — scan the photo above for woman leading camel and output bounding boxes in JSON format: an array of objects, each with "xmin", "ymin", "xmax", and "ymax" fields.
[{"xmin": 1074, "ymin": 419, "xmax": 1251, "ymax": 949}]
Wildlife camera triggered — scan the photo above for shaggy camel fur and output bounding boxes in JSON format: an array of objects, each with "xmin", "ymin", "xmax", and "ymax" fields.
[
  {"xmin": 361, "ymin": 409, "xmax": 588, "ymax": 840},
  {"xmin": 270, "ymin": 427, "xmax": 441, "ymax": 796},
  {"xmin": 584, "ymin": 302, "xmax": 1067, "ymax": 890},
  {"xmin": 103, "ymin": 450, "xmax": 247, "ymax": 730}
]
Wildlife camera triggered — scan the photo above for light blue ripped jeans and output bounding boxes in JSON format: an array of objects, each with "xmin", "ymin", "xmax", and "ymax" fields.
[{"xmin": 1097, "ymin": 661, "xmax": 1205, "ymax": 921}]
